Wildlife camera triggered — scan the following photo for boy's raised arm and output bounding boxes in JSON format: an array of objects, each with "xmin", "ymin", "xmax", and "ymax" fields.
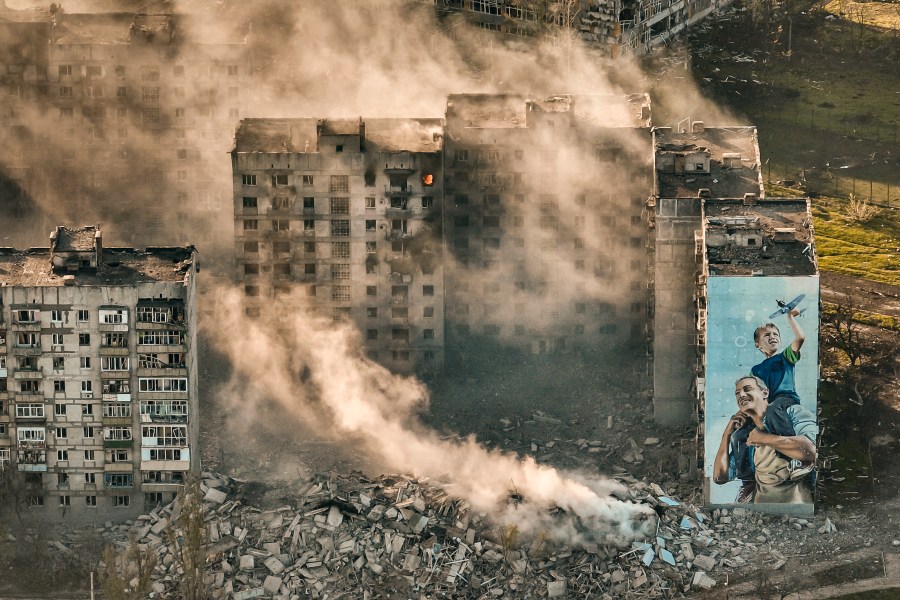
[{"xmin": 787, "ymin": 308, "xmax": 805, "ymax": 354}]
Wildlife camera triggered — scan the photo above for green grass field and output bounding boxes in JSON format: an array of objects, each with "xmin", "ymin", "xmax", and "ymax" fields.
[{"xmin": 684, "ymin": 3, "xmax": 900, "ymax": 285}]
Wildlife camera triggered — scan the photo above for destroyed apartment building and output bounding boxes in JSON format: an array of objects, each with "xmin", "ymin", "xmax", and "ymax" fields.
[
  {"xmin": 0, "ymin": 1, "xmax": 250, "ymax": 250},
  {"xmin": 0, "ymin": 226, "xmax": 201, "ymax": 518},
  {"xmin": 231, "ymin": 93, "xmax": 653, "ymax": 376},
  {"xmin": 434, "ymin": 0, "xmax": 732, "ymax": 58},
  {"xmin": 231, "ymin": 97, "xmax": 819, "ymax": 434}
]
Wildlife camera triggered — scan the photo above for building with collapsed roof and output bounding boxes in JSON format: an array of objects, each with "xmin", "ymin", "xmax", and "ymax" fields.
[
  {"xmin": 232, "ymin": 118, "xmax": 446, "ymax": 374},
  {"xmin": 433, "ymin": 0, "xmax": 734, "ymax": 58},
  {"xmin": 0, "ymin": 226, "xmax": 200, "ymax": 519}
]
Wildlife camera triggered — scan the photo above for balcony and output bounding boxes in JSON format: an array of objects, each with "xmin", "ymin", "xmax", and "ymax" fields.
[
  {"xmin": 14, "ymin": 369, "xmax": 43, "ymax": 380},
  {"xmin": 103, "ymin": 462, "xmax": 134, "ymax": 473},
  {"xmin": 99, "ymin": 346, "xmax": 131, "ymax": 356},
  {"xmin": 103, "ymin": 393, "xmax": 132, "ymax": 403},
  {"xmin": 14, "ymin": 405, "xmax": 47, "ymax": 422},
  {"xmin": 17, "ymin": 443, "xmax": 47, "ymax": 472},
  {"xmin": 384, "ymin": 185, "xmax": 411, "ymax": 198},
  {"xmin": 103, "ymin": 439, "xmax": 133, "ymax": 449}
]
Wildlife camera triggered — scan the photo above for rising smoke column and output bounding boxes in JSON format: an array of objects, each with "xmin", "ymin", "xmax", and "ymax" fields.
[{"xmin": 213, "ymin": 287, "xmax": 655, "ymax": 547}]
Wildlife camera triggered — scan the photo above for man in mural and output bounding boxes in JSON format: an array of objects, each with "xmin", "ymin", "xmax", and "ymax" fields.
[
  {"xmin": 729, "ymin": 308, "xmax": 806, "ymax": 502},
  {"xmin": 713, "ymin": 376, "xmax": 817, "ymax": 504}
]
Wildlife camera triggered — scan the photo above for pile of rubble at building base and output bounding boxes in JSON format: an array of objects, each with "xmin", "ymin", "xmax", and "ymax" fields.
[{"xmin": 113, "ymin": 471, "xmax": 735, "ymax": 599}]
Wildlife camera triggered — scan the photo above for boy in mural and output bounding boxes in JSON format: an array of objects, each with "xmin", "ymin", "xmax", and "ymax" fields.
[
  {"xmin": 714, "ymin": 376, "xmax": 817, "ymax": 504},
  {"xmin": 729, "ymin": 308, "xmax": 806, "ymax": 502}
]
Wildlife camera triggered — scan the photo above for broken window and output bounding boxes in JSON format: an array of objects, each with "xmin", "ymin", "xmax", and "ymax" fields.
[
  {"xmin": 424, "ymin": 307, "xmax": 434, "ymax": 318},
  {"xmin": 422, "ymin": 285, "xmax": 434, "ymax": 297},
  {"xmin": 454, "ymin": 149, "xmax": 468, "ymax": 162},
  {"xmin": 272, "ymin": 219, "xmax": 290, "ymax": 231},
  {"xmin": 391, "ymin": 329, "xmax": 409, "ymax": 342},
  {"xmin": 367, "ymin": 285, "xmax": 377, "ymax": 296},
  {"xmin": 242, "ymin": 197, "xmax": 257, "ymax": 210},
  {"xmin": 330, "ymin": 175, "xmax": 349, "ymax": 192},
  {"xmin": 484, "ymin": 194, "xmax": 500, "ymax": 206},
  {"xmin": 59, "ymin": 86, "xmax": 72, "ymax": 98},
  {"xmin": 392, "ymin": 307, "xmax": 408, "ymax": 319},
  {"xmin": 243, "ymin": 219, "xmax": 258, "ymax": 231},
  {"xmin": 272, "ymin": 174, "xmax": 289, "ymax": 187},
  {"xmin": 332, "ymin": 264, "xmax": 351, "ymax": 280},
  {"xmin": 142, "ymin": 87, "xmax": 159, "ymax": 102},
  {"xmin": 422, "ymin": 196, "xmax": 433, "ymax": 209},
  {"xmin": 59, "ymin": 65, "xmax": 72, "ymax": 76},
  {"xmin": 244, "ymin": 264, "xmax": 260, "ymax": 275},
  {"xmin": 455, "ymin": 194, "xmax": 468, "ymax": 205},
  {"xmin": 367, "ymin": 329, "xmax": 378, "ymax": 340},
  {"xmin": 483, "ymin": 216, "xmax": 500, "ymax": 228},
  {"xmin": 365, "ymin": 197, "xmax": 376, "ymax": 209},
  {"xmin": 273, "ymin": 197, "xmax": 293, "ymax": 210},
  {"xmin": 302, "ymin": 175, "xmax": 314, "ymax": 186},
  {"xmin": 365, "ymin": 220, "xmax": 376, "ymax": 231},
  {"xmin": 79, "ymin": 333, "xmax": 91, "ymax": 346},
  {"xmin": 390, "ymin": 197, "xmax": 408, "ymax": 209},
  {"xmin": 101, "ymin": 357, "xmax": 129, "ymax": 372},
  {"xmin": 304, "ymin": 263, "xmax": 316, "ymax": 275},
  {"xmin": 304, "ymin": 220, "xmax": 315, "ymax": 231},
  {"xmin": 242, "ymin": 174, "xmax": 257, "ymax": 186},
  {"xmin": 304, "ymin": 242, "xmax": 316, "ymax": 253},
  {"xmin": 367, "ymin": 307, "xmax": 378, "ymax": 318},
  {"xmin": 423, "ymin": 329, "xmax": 435, "ymax": 340},
  {"xmin": 391, "ymin": 285, "xmax": 409, "ymax": 303},
  {"xmin": 332, "ymin": 285, "xmax": 351, "ymax": 302},
  {"xmin": 331, "ymin": 220, "xmax": 350, "ymax": 236},
  {"xmin": 274, "ymin": 264, "xmax": 291, "ymax": 277},
  {"xmin": 330, "ymin": 197, "xmax": 350, "ymax": 214}
]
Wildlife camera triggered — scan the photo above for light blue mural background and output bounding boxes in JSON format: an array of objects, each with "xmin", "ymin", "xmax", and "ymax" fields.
[{"xmin": 704, "ymin": 275, "xmax": 819, "ymax": 505}]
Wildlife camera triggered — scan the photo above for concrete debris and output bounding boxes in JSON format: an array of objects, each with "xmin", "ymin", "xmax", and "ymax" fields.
[
  {"xmin": 818, "ymin": 517, "xmax": 838, "ymax": 534},
  {"xmin": 110, "ymin": 471, "xmax": 749, "ymax": 599}
]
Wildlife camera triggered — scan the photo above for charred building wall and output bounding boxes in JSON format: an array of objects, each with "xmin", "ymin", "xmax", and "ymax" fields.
[{"xmin": 231, "ymin": 118, "xmax": 446, "ymax": 375}]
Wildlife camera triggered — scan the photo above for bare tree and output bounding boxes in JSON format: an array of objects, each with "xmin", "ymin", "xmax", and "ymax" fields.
[
  {"xmin": 0, "ymin": 467, "xmax": 36, "ymax": 524},
  {"xmin": 822, "ymin": 293, "xmax": 863, "ymax": 366},
  {"xmin": 169, "ymin": 476, "xmax": 208, "ymax": 600},
  {"xmin": 98, "ymin": 537, "xmax": 159, "ymax": 600}
]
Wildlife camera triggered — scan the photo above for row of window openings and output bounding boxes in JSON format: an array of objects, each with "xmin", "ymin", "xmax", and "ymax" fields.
[
  {"xmin": 457, "ymin": 323, "xmax": 627, "ymax": 336},
  {"xmin": 242, "ymin": 197, "xmax": 432, "ymax": 211},
  {"xmin": 452, "ymin": 301, "xmax": 643, "ymax": 315},
  {"xmin": 57, "ymin": 64, "xmax": 239, "ymax": 79},
  {"xmin": 30, "ymin": 495, "xmax": 131, "ymax": 508},
  {"xmin": 14, "ymin": 331, "xmax": 184, "ymax": 348},
  {"xmin": 13, "ymin": 308, "xmax": 126, "ymax": 324},
  {"xmin": 451, "ymin": 214, "xmax": 643, "ymax": 229},
  {"xmin": 243, "ymin": 175, "xmax": 423, "ymax": 193},
  {"xmin": 3, "ymin": 400, "xmax": 134, "ymax": 420},
  {"xmin": 56, "ymin": 100, "xmax": 232, "ymax": 121},
  {"xmin": 242, "ymin": 218, "xmax": 407, "ymax": 235},
  {"xmin": 366, "ymin": 328, "xmax": 433, "ymax": 341},
  {"xmin": 367, "ymin": 350, "xmax": 436, "ymax": 362}
]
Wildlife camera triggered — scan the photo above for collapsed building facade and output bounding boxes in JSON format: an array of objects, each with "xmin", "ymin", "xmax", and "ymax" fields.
[
  {"xmin": 0, "ymin": 1, "xmax": 249, "ymax": 250},
  {"xmin": 232, "ymin": 98, "xmax": 819, "ymax": 440},
  {"xmin": 435, "ymin": 0, "xmax": 733, "ymax": 57},
  {"xmin": 0, "ymin": 226, "xmax": 200, "ymax": 519},
  {"xmin": 231, "ymin": 94, "xmax": 654, "ymax": 375}
]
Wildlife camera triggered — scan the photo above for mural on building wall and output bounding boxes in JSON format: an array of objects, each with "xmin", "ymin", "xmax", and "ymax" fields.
[{"xmin": 704, "ymin": 276, "xmax": 819, "ymax": 506}]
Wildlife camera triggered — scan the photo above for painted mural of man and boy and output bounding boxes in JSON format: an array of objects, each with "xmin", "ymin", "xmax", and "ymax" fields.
[{"xmin": 712, "ymin": 296, "xmax": 818, "ymax": 505}]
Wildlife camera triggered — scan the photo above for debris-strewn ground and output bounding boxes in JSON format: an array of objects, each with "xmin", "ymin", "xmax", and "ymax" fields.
[{"xmin": 97, "ymin": 472, "xmax": 861, "ymax": 600}]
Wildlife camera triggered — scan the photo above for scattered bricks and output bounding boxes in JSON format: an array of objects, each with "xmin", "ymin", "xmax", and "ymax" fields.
[
  {"xmin": 693, "ymin": 554, "xmax": 717, "ymax": 571},
  {"xmin": 264, "ymin": 556, "xmax": 285, "ymax": 575},
  {"xmin": 402, "ymin": 553, "xmax": 421, "ymax": 572},
  {"xmin": 698, "ymin": 574, "xmax": 717, "ymax": 589},
  {"xmin": 263, "ymin": 575, "xmax": 283, "ymax": 594},
  {"xmin": 547, "ymin": 579, "xmax": 566, "ymax": 598},
  {"xmin": 610, "ymin": 569, "xmax": 626, "ymax": 583},
  {"xmin": 326, "ymin": 506, "xmax": 343, "ymax": 528},
  {"xmin": 239, "ymin": 555, "xmax": 255, "ymax": 571},
  {"xmin": 150, "ymin": 517, "xmax": 169, "ymax": 535},
  {"xmin": 263, "ymin": 542, "xmax": 281, "ymax": 555},
  {"xmin": 366, "ymin": 505, "xmax": 385, "ymax": 522},
  {"xmin": 772, "ymin": 559, "xmax": 786, "ymax": 570},
  {"xmin": 203, "ymin": 488, "xmax": 227, "ymax": 504},
  {"xmin": 232, "ymin": 588, "xmax": 265, "ymax": 600},
  {"xmin": 681, "ymin": 543, "xmax": 694, "ymax": 561}
]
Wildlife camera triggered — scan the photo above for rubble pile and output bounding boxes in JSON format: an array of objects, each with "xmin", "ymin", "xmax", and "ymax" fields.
[{"xmin": 115, "ymin": 472, "xmax": 741, "ymax": 599}]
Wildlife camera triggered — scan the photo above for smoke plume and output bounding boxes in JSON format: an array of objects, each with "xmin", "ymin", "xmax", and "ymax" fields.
[{"xmin": 211, "ymin": 285, "xmax": 655, "ymax": 547}]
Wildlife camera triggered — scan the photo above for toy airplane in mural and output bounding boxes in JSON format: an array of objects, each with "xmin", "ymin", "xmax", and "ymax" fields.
[{"xmin": 769, "ymin": 294, "xmax": 807, "ymax": 319}]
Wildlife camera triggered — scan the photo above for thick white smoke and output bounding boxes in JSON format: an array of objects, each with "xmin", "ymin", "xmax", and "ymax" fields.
[{"xmin": 212, "ymin": 286, "xmax": 656, "ymax": 547}]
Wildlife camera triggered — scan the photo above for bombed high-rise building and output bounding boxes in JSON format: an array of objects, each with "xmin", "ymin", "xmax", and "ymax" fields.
[{"xmin": 0, "ymin": 226, "xmax": 200, "ymax": 519}]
